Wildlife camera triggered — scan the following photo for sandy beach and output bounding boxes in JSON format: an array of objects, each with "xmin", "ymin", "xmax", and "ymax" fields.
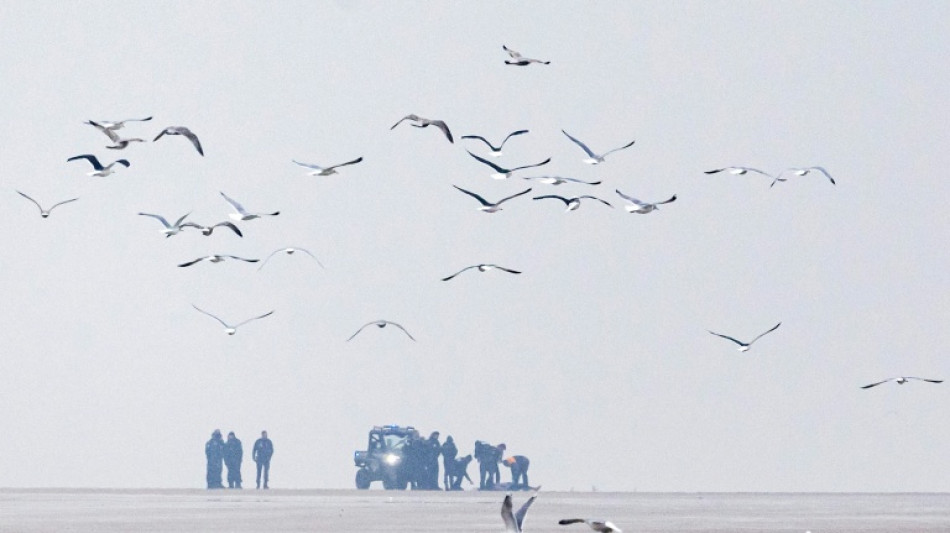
[{"xmin": 1, "ymin": 489, "xmax": 948, "ymax": 532}]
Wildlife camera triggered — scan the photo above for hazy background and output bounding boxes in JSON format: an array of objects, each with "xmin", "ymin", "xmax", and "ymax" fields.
[{"xmin": 0, "ymin": 1, "xmax": 948, "ymax": 492}]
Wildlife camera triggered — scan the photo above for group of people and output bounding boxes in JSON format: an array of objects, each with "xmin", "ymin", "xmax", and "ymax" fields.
[
  {"xmin": 401, "ymin": 430, "xmax": 531, "ymax": 491},
  {"xmin": 204, "ymin": 430, "xmax": 274, "ymax": 489}
]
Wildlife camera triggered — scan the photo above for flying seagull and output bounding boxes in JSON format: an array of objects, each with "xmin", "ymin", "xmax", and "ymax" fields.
[
  {"xmin": 85, "ymin": 120, "xmax": 145, "ymax": 149},
  {"xmin": 153, "ymin": 126, "xmax": 204, "ymax": 156},
  {"xmin": 461, "ymin": 130, "xmax": 529, "ymax": 157},
  {"xmin": 522, "ymin": 175, "xmax": 602, "ymax": 186},
  {"xmin": 292, "ymin": 157, "xmax": 363, "ymax": 176},
  {"xmin": 442, "ymin": 264, "xmax": 521, "ymax": 281},
  {"xmin": 559, "ymin": 518, "xmax": 623, "ymax": 533},
  {"xmin": 705, "ymin": 166, "xmax": 784, "ymax": 187},
  {"xmin": 258, "ymin": 247, "xmax": 324, "ymax": 271},
  {"xmin": 192, "ymin": 305, "xmax": 273, "ymax": 335},
  {"xmin": 466, "ymin": 150, "xmax": 551, "ymax": 179},
  {"xmin": 861, "ymin": 377, "xmax": 943, "ymax": 389},
  {"xmin": 16, "ymin": 191, "xmax": 78, "ymax": 218},
  {"xmin": 777, "ymin": 166, "xmax": 836, "ymax": 186},
  {"xmin": 561, "ymin": 130, "xmax": 635, "ymax": 165},
  {"xmin": 615, "ymin": 189, "xmax": 677, "ymax": 214},
  {"xmin": 138, "ymin": 212, "xmax": 192, "ymax": 237},
  {"xmin": 390, "ymin": 114, "xmax": 453, "ymax": 143},
  {"xmin": 347, "ymin": 320, "xmax": 416, "ymax": 342},
  {"xmin": 501, "ymin": 492, "xmax": 539, "ymax": 533},
  {"xmin": 180, "ymin": 221, "xmax": 243, "ymax": 237},
  {"xmin": 453, "ymin": 185, "xmax": 533, "ymax": 213},
  {"xmin": 84, "ymin": 116, "xmax": 152, "ymax": 131},
  {"xmin": 67, "ymin": 154, "xmax": 130, "ymax": 177},
  {"xmin": 502, "ymin": 45, "xmax": 550, "ymax": 66},
  {"xmin": 708, "ymin": 322, "xmax": 781, "ymax": 352},
  {"xmin": 220, "ymin": 191, "xmax": 280, "ymax": 221},
  {"xmin": 534, "ymin": 194, "xmax": 613, "ymax": 212},
  {"xmin": 178, "ymin": 254, "xmax": 259, "ymax": 268}
]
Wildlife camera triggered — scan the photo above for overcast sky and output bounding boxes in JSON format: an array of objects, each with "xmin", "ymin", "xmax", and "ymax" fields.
[{"xmin": 1, "ymin": 1, "xmax": 948, "ymax": 492}]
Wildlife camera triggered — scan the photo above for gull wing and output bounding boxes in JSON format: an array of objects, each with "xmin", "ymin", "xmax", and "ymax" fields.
[
  {"xmin": 112, "ymin": 159, "xmax": 131, "ymax": 168},
  {"xmin": 561, "ymin": 130, "xmax": 597, "ymax": 158},
  {"xmin": 708, "ymin": 330, "xmax": 746, "ymax": 346},
  {"xmin": 496, "ymin": 188, "xmax": 533, "ymax": 205},
  {"xmin": 560, "ymin": 176, "xmax": 601, "ymax": 185},
  {"xmin": 602, "ymin": 139, "xmax": 636, "ymax": 157},
  {"xmin": 579, "ymin": 195, "xmax": 613, "ymax": 208},
  {"xmin": 533, "ymin": 195, "xmax": 571, "ymax": 206},
  {"xmin": 292, "ymin": 160, "xmax": 326, "ymax": 170},
  {"xmin": 431, "ymin": 120, "xmax": 453, "ymax": 143},
  {"xmin": 138, "ymin": 212, "xmax": 172, "ymax": 228},
  {"xmin": 615, "ymin": 189, "xmax": 644, "ymax": 206},
  {"xmin": 500, "ymin": 129, "xmax": 529, "ymax": 147},
  {"xmin": 226, "ymin": 255, "xmax": 259, "ymax": 263},
  {"xmin": 385, "ymin": 321, "xmax": 416, "ymax": 341},
  {"xmin": 347, "ymin": 322, "xmax": 376, "ymax": 342},
  {"xmin": 861, "ymin": 378, "xmax": 895, "ymax": 389},
  {"xmin": 173, "ymin": 212, "xmax": 191, "ymax": 227},
  {"xmin": 491, "ymin": 265, "xmax": 522, "ymax": 275},
  {"xmin": 442, "ymin": 265, "xmax": 477, "ymax": 281},
  {"xmin": 453, "ymin": 185, "xmax": 491, "ymax": 207},
  {"xmin": 510, "ymin": 157, "xmax": 552, "ymax": 172},
  {"xmin": 810, "ymin": 166, "xmax": 836, "ymax": 185},
  {"xmin": 219, "ymin": 191, "xmax": 248, "ymax": 215},
  {"xmin": 502, "ymin": 45, "xmax": 523, "ymax": 59},
  {"xmin": 390, "ymin": 114, "xmax": 417, "ymax": 130},
  {"xmin": 501, "ymin": 495, "xmax": 519, "ymax": 532},
  {"xmin": 178, "ymin": 257, "xmax": 208, "ymax": 268},
  {"xmin": 906, "ymin": 377, "xmax": 943, "ymax": 384},
  {"xmin": 67, "ymin": 154, "xmax": 104, "ymax": 170},
  {"xmin": 466, "ymin": 150, "xmax": 507, "ymax": 173},
  {"xmin": 326, "ymin": 157, "xmax": 363, "ymax": 171},
  {"xmin": 192, "ymin": 305, "xmax": 230, "ymax": 328},
  {"xmin": 16, "ymin": 191, "xmax": 43, "ymax": 213},
  {"xmin": 47, "ymin": 197, "xmax": 80, "ymax": 211},
  {"xmin": 515, "ymin": 492, "xmax": 538, "ymax": 531},
  {"xmin": 656, "ymin": 194, "xmax": 677, "ymax": 205},
  {"xmin": 292, "ymin": 247, "xmax": 325, "ymax": 268},
  {"xmin": 234, "ymin": 310, "xmax": 275, "ymax": 329},
  {"xmin": 749, "ymin": 322, "xmax": 781, "ymax": 345},
  {"xmin": 86, "ymin": 120, "xmax": 120, "ymax": 141},
  {"xmin": 179, "ymin": 128, "xmax": 204, "ymax": 155},
  {"xmin": 461, "ymin": 135, "xmax": 498, "ymax": 150}
]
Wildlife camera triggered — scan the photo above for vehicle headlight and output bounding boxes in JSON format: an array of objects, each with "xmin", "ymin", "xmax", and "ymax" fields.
[{"xmin": 383, "ymin": 453, "xmax": 401, "ymax": 466}]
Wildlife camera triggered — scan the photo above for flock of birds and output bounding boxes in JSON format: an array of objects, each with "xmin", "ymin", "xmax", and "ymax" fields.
[{"xmin": 18, "ymin": 42, "xmax": 941, "ymax": 527}]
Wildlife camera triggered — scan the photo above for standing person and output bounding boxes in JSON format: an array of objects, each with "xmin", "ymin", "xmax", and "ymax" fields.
[
  {"xmin": 402, "ymin": 429, "xmax": 423, "ymax": 490},
  {"xmin": 502, "ymin": 454, "xmax": 531, "ymax": 489},
  {"xmin": 441, "ymin": 436, "xmax": 458, "ymax": 490},
  {"xmin": 489, "ymin": 443, "xmax": 504, "ymax": 487},
  {"xmin": 423, "ymin": 431, "xmax": 441, "ymax": 490},
  {"xmin": 474, "ymin": 441, "xmax": 491, "ymax": 490},
  {"xmin": 205, "ymin": 429, "xmax": 225, "ymax": 489},
  {"xmin": 252, "ymin": 430, "xmax": 274, "ymax": 489},
  {"xmin": 224, "ymin": 431, "xmax": 243, "ymax": 489}
]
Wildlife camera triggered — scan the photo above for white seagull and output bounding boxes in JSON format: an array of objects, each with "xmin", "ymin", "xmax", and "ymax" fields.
[
  {"xmin": 258, "ymin": 247, "xmax": 324, "ymax": 271},
  {"xmin": 705, "ymin": 166, "xmax": 784, "ymax": 186},
  {"xmin": 180, "ymin": 221, "xmax": 243, "ymax": 237},
  {"xmin": 220, "ymin": 191, "xmax": 280, "ymax": 221},
  {"xmin": 138, "ymin": 212, "xmax": 192, "ymax": 237},
  {"xmin": 16, "ymin": 191, "xmax": 79, "ymax": 218},
  {"xmin": 615, "ymin": 189, "xmax": 677, "ymax": 214},
  {"xmin": 442, "ymin": 264, "xmax": 521, "ymax": 281},
  {"xmin": 501, "ymin": 492, "xmax": 539, "ymax": 533},
  {"xmin": 390, "ymin": 114, "xmax": 453, "ymax": 143},
  {"xmin": 153, "ymin": 126, "xmax": 204, "ymax": 156},
  {"xmin": 85, "ymin": 120, "xmax": 145, "ymax": 149},
  {"xmin": 347, "ymin": 320, "xmax": 416, "ymax": 342},
  {"xmin": 861, "ymin": 377, "xmax": 943, "ymax": 389},
  {"xmin": 292, "ymin": 157, "xmax": 363, "ymax": 176},
  {"xmin": 522, "ymin": 175, "xmax": 602, "ymax": 186},
  {"xmin": 67, "ymin": 154, "xmax": 130, "ymax": 177},
  {"xmin": 192, "ymin": 305, "xmax": 274, "ymax": 335},
  {"xmin": 453, "ymin": 185, "xmax": 533, "ymax": 213},
  {"xmin": 502, "ymin": 45, "xmax": 550, "ymax": 66},
  {"xmin": 561, "ymin": 130, "xmax": 635, "ymax": 165},
  {"xmin": 178, "ymin": 254, "xmax": 259, "ymax": 268},
  {"xmin": 461, "ymin": 130, "xmax": 529, "ymax": 157},
  {"xmin": 466, "ymin": 150, "xmax": 551, "ymax": 179},
  {"xmin": 708, "ymin": 322, "xmax": 781, "ymax": 352},
  {"xmin": 777, "ymin": 166, "xmax": 836, "ymax": 186},
  {"xmin": 534, "ymin": 194, "xmax": 613, "ymax": 212},
  {"xmin": 559, "ymin": 518, "xmax": 622, "ymax": 533}
]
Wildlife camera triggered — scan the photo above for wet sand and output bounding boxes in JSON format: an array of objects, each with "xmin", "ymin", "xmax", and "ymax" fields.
[{"xmin": 1, "ymin": 489, "xmax": 948, "ymax": 532}]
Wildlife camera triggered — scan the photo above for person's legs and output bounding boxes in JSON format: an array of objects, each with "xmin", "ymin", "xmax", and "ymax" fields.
[
  {"xmin": 256, "ymin": 461, "xmax": 263, "ymax": 489},
  {"xmin": 263, "ymin": 461, "xmax": 270, "ymax": 488}
]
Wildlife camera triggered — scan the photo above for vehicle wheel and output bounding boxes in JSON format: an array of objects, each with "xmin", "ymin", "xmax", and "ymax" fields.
[{"xmin": 355, "ymin": 469, "xmax": 371, "ymax": 490}]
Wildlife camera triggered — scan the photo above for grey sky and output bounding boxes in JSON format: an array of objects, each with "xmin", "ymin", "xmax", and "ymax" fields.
[{"xmin": 1, "ymin": 1, "xmax": 948, "ymax": 491}]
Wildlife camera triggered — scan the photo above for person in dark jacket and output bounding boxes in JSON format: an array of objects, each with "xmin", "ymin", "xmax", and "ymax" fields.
[
  {"xmin": 252, "ymin": 430, "xmax": 274, "ymax": 489},
  {"xmin": 503, "ymin": 454, "xmax": 531, "ymax": 489},
  {"xmin": 224, "ymin": 431, "xmax": 243, "ymax": 489},
  {"xmin": 422, "ymin": 431, "xmax": 441, "ymax": 490},
  {"xmin": 205, "ymin": 429, "xmax": 225, "ymax": 489},
  {"xmin": 402, "ymin": 430, "xmax": 424, "ymax": 489},
  {"xmin": 441, "ymin": 436, "xmax": 458, "ymax": 490}
]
